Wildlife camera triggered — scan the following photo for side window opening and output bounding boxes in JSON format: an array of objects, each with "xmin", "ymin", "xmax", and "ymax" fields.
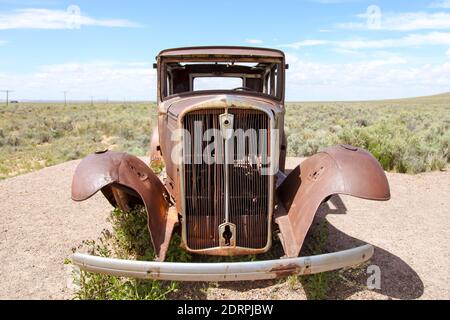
[
  {"xmin": 264, "ymin": 65, "xmax": 278, "ymax": 96},
  {"xmin": 166, "ymin": 72, "xmax": 173, "ymax": 96}
]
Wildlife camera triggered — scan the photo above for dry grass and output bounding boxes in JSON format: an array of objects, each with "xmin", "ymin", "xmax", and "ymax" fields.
[
  {"xmin": 285, "ymin": 94, "xmax": 450, "ymax": 173},
  {"xmin": 0, "ymin": 102, "xmax": 157, "ymax": 179},
  {"xmin": 1, "ymin": 93, "xmax": 449, "ymax": 179}
]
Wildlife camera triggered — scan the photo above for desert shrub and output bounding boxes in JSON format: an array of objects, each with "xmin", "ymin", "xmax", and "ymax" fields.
[
  {"xmin": 5, "ymin": 134, "xmax": 21, "ymax": 147},
  {"xmin": 333, "ymin": 121, "xmax": 447, "ymax": 173},
  {"xmin": 0, "ymin": 98, "xmax": 448, "ymax": 179},
  {"xmin": 285, "ymin": 98, "xmax": 450, "ymax": 174},
  {"xmin": 72, "ymin": 207, "xmax": 189, "ymax": 300},
  {"xmin": 37, "ymin": 131, "xmax": 52, "ymax": 144},
  {"xmin": 110, "ymin": 207, "xmax": 155, "ymax": 260},
  {"xmin": 0, "ymin": 102, "xmax": 157, "ymax": 179},
  {"xmin": 62, "ymin": 149, "xmax": 83, "ymax": 161}
]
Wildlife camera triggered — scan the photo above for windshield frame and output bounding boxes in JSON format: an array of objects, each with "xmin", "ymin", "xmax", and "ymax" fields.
[{"xmin": 158, "ymin": 56, "xmax": 285, "ymax": 102}]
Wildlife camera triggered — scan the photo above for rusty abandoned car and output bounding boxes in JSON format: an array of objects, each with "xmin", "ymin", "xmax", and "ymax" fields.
[{"xmin": 71, "ymin": 46, "xmax": 390, "ymax": 281}]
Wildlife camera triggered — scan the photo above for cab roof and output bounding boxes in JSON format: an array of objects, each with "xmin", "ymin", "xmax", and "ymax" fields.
[{"xmin": 157, "ymin": 46, "xmax": 285, "ymax": 60}]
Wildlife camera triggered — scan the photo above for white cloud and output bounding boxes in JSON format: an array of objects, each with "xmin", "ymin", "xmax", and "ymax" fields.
[
  {"xmin": 338, "ymin": 11, "xmax": 450, "ymax": 31},
  {"xmin": 280, "ymin": 39, "xmax": 329, "ymax": 49},
  {"xmin": 0, "ymin": 40, "xmax": 6, "ymax": 45},
  {"xmin": 331, "ymin": 48, "xmax": 360, "ymax": 55},
  {"xmin": 282, "ymin": 32, "xmax": 450, "ymax": 51},
  {"xmin": 430, "ymin": 1, "xmax": 450, "ymax": 8},
  {"xmin": 447, "ymin": 48, "xmax": 450, "ymax": 56},
  {"xmin": 0, "ymin": 8, "xmax": 139, "ymax": 30},
  {"xmin": 4, "ymin": 57, "xmax": 449, "ymax": 102},
  {"xmin": 336, "ymin": 32, "xmax": 450, "ymax": 49},
  {"xmin": 0, "ymin": 61, "xmax": 155, "ymax": 100},
  {"xmin": 245, "ymin": 39, "xmax": 263, "ymax": 44},
  {"xmin": 285, "ymin": 53, "xmax": 450, "ymax": 100}
]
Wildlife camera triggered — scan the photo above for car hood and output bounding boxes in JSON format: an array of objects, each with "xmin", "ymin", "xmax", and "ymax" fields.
[{"xmin": 162, "ymin": 93, "xmax": 283, "ymax": 118}]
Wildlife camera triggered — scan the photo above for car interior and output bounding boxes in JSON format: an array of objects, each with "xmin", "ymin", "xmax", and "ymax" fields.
[{"xmin": 161, "ymin": 60, "xmax": 282, "ymax": 99}]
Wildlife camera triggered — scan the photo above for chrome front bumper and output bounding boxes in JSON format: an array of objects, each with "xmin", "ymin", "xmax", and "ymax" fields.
[{"xmin": 72, "ymin": 244, "xmax": 373, "ymax": 282}]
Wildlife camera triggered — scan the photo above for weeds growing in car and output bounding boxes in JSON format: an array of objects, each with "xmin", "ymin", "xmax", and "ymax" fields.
[
  {"xmin": 71, "ymin": 207, "xmax": 188, "ymax": 300},
  {"xmin": 287, "ymin": 216, "xmax": 370, "ymax": 300},
  {"xmin": 71, "ymin": 206, "xmax": 279, "ymax": 299},
  {"xmin": 285, "ymin": 219, "xmax": 339, "ymax": 299}
]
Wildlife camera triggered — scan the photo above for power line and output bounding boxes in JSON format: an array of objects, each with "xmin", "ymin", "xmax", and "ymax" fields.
[{"xmin": 0, "ymin": 90, "xmax": 14, "ymax": 106}]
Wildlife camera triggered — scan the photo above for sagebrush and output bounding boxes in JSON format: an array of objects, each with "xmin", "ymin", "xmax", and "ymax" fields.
[{"xmin": 1, "ymin": 94, "xmax": 449, "ymax": 179}]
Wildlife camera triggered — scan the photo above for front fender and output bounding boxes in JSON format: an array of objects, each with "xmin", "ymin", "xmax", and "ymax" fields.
[
  {"xmin": 276, "ymin": 145, "xmax": 390, "ymax": 258},
  {"xmin": 72, "ymin": 151, "xmax": 177, "ymax": 261}
]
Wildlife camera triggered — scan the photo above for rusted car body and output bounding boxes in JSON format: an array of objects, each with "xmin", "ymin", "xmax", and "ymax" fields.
[{"xmin": 72, "ymin": 47, "xmax": 390, "ymax": 281}]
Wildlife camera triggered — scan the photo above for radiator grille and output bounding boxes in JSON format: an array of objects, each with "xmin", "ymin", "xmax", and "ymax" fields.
[{"xmin": 183, "ymin": 109, "xmax": 270, "ymax": 250}]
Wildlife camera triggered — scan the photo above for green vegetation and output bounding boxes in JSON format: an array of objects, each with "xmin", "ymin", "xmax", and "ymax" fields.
[
  {"xmin": 286, "ymin": 94, "xmax": 450, "ymax": 173},
  {"xmin": 72, "ymin": 205, "xmax": 369, "ymax": 300},
  {"xmin": 72, "ymin": 207, "xmax": 190, "ymax": 300},
  {"xmin": 71, "ymin": 206, "xmax": 280, "ymax": 300},
  {"xmin": 1, "ymin": 94, "xmax": 449, "ymax": 179},
  {"xmin": 286, "ymin": 219, "xmax": 369, "ymax": 300},
  {"xmin": 286, "ymin": 220, "xmax": 339, "ymax": 299},
  {"xmin": 0, "ymin": 102, "xmax": 157, "ymax": 179}
]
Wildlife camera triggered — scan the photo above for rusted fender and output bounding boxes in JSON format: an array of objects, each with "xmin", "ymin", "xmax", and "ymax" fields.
[
  {"xmin": 276, "ymin": 145, "xmax": 390, "ymax": 258},
  {"xmin": 72, "ymin": 151, "xmax": 176, "ymax": 261}
]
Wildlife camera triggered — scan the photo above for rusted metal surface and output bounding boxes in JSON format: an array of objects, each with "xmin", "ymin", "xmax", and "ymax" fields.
[
  {"xmin": 182, "ymin": 109, "xmax": 271, "ymax": 254},
  {"xmin": 276, "ymin": 145, "xmax": 390, "ymax": 258},
  {"xmin": 161, "ymin": 95, "xmax": 283, "ymax": 213},
  {"xmin": 71, "ymin": 46, "xmax": 390, "ymax": 272},
  {"xmin": 158, "ymin": 46, "xmax": 285, "ymax": 59},
  {"xmin": 175, "ymin": 97, "xmax": 278, "ymax": 256},
  {"xmin": 72, "ymin": 151, "xmax": 175, "ymax": 261},
  {"xmin": 270, "ymin": 263, "xmax": 309, "ymax": 278},
  {"xmin": 156, "ymin": 47, "xmax": 286, "ymax": 106},
  {"xmin": 160, "ymin": 90, "xmax": 283, "ymax": 115},
  {"xmin": 149, "ymin": 125, "xmax": 162, "ymax": 165}
]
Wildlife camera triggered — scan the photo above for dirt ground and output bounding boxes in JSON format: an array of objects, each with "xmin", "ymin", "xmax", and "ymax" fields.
[{"xmin": 0, "ymin": 157, "xmax": 448, "ymax": 300}]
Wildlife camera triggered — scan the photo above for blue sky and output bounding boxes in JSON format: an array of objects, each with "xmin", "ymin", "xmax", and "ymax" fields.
[{"xmin": 0, "ymin": 0, "xmax": 450, "ymax": 101}]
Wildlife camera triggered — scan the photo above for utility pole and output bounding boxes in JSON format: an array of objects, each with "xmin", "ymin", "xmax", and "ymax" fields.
[
  {"xmin": 90, "ymin": 96, "xmax": 94, "ymax": 107},
  {"xmin": 62, "ymin": 91, "xmax": 68, "ymax": 106},
  {"xmin": 1, "ymin": 90, "xmax": 14, "ymax": 106}
]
